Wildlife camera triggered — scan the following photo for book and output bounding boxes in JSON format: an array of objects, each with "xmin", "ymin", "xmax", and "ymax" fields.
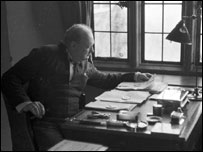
[
  {"xmin": 85, "ymin": 100, "xmax": 137, "ymax": 111},
  {"xmin": 95, "ymin": 89, "xmax": 151, "ymax": 104},
  {"xmin": 48, "ymin": 139, "xmax": 108, "ymax": 151}
]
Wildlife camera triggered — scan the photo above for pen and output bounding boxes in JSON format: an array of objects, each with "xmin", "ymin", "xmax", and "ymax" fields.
[{"xmin": 77, "ymin": 119, "xmax": 106, "ymax": 126}]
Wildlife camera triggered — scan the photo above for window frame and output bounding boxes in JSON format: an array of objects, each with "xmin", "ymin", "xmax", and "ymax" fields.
[
  {"xmin": 141, "ymin": 1, "xmax": 183, "ymax": 64},
  {"xmin": 92, "ymin": 1, "xmax": 202, "ymax": 76}
]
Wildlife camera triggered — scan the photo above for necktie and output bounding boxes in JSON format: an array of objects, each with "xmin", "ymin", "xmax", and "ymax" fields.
[{"xmin": 73, "ymin": 62, "xmax": 82, "ymax": 75}]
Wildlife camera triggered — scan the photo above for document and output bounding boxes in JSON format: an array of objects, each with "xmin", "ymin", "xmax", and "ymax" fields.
[
  {"xmin": 117, "ymin": 74, "xmax": 156, "ymax": 90},
  {"xmin": 85, "ymin": 100, "xmax": 137, "ymax": 111},
  {"xmin": 95, "ymin": 89, "xmax": 151, "ymax": 104},
  {"xmin": 116, "ymin": 75, "xmax": 168, "ymax": 94}
]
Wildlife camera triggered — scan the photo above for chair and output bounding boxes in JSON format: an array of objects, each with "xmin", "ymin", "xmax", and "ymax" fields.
[
  {"xmin": 2, "ymin": 92, "xmax": 87, "ymax": 151},
  {"xmin": 2, "ymin": 94, "xmax": 38, "ymax": 151}
]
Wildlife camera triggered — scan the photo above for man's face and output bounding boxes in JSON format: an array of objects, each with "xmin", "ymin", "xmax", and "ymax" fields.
[{"xmin": 69, "ymin": 33, "xmax": 94, "ymax": 63}]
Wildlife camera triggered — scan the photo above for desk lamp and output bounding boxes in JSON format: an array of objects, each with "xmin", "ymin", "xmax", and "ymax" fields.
[{"xmin": 166, "ymin": 2, "xmax": 202, "ymax": 101}]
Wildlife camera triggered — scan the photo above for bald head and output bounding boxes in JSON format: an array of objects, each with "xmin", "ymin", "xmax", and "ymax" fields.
[
  {"xmin": 63, "ymin": 24, "xmax": 94, "ymax": 62},
  {"xmin": 63, "ymin": 24, "xmax": 94, "ymax": 48}
]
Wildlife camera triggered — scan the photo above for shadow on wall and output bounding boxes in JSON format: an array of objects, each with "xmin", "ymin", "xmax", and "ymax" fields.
[
  {"xmin": 57, "ymin": 1, "xmax": 82, "ymax": 31},
  {"xmin": 30, "ymin": 1, "xmax": 65, "ymax": 44},
  {"xmin": 31, "ymin": 1, "xmax": 82, "ymax": 43}
]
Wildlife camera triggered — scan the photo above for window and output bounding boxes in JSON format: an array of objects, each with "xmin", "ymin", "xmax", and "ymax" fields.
[
  {"xmin": 143, "ymin": 1, "xmax": 182, "ymax": 63},
  {"xmin": 198, "ymin": 12, "xmax": 202, "ymax": 63},
  {"xmin": 92, "ymin": 1, "xmax": 202, "ymax": 75},
  {"xmin": 93, "ymin": 1, "xmax": 128, "ymax": 59}
]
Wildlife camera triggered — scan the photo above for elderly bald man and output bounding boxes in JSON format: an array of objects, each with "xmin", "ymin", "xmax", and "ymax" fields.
[{"xmin": 2, "ymin": 24, "xmax": 152, "ymax": 150}]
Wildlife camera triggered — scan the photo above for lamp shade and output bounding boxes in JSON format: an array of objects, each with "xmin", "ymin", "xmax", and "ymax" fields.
[{"xmin": 166, "ymin": 20, "xmax": 192, "ymax": 45}]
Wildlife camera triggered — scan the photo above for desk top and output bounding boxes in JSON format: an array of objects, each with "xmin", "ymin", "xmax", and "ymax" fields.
[
  {"xmin": 60, "ymin": 86, "xmax": 202, "ymax": 151},
  {"xmin": 61, "ymin": 100, "xmax": 201, "ymax": 140}
]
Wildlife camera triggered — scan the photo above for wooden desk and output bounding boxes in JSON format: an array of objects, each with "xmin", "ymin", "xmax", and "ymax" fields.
[{"xmin": 60, "ymin": 88, "xmax": 202, "ymax": 151}]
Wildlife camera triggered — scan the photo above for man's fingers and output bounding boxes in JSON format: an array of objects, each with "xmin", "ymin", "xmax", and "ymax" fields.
[
  {"xmin": 35, "ymin": 102, "xmax": 46, "ymax": 116},
  {"xmin": 32, "ymin": 103, "xmax": 41, "ymax": 118},
  {"xmin": 146, "ymin": 73, "xmax": 152, "ymax": 78},
  {"xmin": 22, "ymin": 102, "xmax": 45, "ymax": 119},
  {"xmin": 138, "ymin": 74, "xmax": 149, "ymax": 81}
]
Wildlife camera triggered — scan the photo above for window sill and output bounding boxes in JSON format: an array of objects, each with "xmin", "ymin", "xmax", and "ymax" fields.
[
  {"xmin": 97, "ymin": 69, "xmax": 203, "ymax": 87},
  {"xmin": 94, "ymin": 60, "xmax": 202, "ymax": 76}
]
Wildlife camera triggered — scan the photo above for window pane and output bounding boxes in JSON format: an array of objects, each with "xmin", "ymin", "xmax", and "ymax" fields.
[
  {"xmin": 145, "ymin": 5, "xmax": 162, "ymax": 32},
  {"xmin": 145, "ymin": 1, "xmax": 162, "ymax": 4},
  {"xmin": 200, "ymin": 18, "xmax": 202, "ymax": 63},
  {"xmin": 94, "ymin": 5, "xmax": 110, "ymax": 31},
  {"xmin": 145, "ymin": 34, "xmax": 162, "ymax": 61},
  {"xmin": 111, "ymin": 1, "xmax": 119, "ymax": 3},
  {"xmin": 200, "ymin": 35, "xmax": 202, "ymax": 63},
  {"xmin": 95, "ymin": 32, "xmax": 110, "ymax": 57},
  {"xmin": 112, "ymin": 33, "xmax": 127, "ymax": 58},
  {"xmin": 94, "ymin": 1, "xmax": 110, "ymax": 4},
  {"xmin": 164, "ymin": 5, "xmax": 182, "ymax": 33},
  {"xmin": 164, "ymin": 1, "xmax": 182, "ymax": 4},
  {"xmin": 200, "ymin": 18, "xmax": 202, "ymax": 34},
  {"xmin": 111, "ymin": 5, "xmax": 127, "ymax": 32},
  {"xmin": 163, "ymin": 34, "xmax": 181, "ymax": 62}
]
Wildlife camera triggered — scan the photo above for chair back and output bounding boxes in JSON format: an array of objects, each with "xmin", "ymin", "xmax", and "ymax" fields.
[{"xmin": 2, "ymin": 94, "xmax": 37, "ymax": 151}]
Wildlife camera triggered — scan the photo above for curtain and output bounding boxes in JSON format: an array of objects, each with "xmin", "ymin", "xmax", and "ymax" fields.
[
  {"xmin": 58, "ymin": 1, "xmax": 93, "ymax": 31},
  {"xmin": 79, "ymin": 1, "xmax": 93, "ymax": 27}
]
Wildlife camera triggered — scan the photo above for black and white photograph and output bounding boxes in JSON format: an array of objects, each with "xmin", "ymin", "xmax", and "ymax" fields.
[{"xmin": 1, "ymin": 1, "xmax": 202, "ymax": 151}]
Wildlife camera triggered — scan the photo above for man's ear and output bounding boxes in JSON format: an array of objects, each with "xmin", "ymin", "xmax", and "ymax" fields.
[{"xmin": 88, "ymin": 53, "xmax": 93, "ymax": 64}]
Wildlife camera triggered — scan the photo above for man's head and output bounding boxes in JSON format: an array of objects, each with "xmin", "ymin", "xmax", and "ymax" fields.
[{"xmin": 63, "ymin": 24, "xmax": 94, "ymax": 62}]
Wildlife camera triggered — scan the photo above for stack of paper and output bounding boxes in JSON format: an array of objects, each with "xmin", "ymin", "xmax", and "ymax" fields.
[
  {"xmin": 95, "ymin": 89, "xmax": 151, "ymax": 104},
  {"xmin": 85, "ymin": 100, "xmax": 137, "ymax": 111}
]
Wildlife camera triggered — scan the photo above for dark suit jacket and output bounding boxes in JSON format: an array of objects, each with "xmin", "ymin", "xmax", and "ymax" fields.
[{"xmin": 1, "ymin": 41, "xmax": 135, "ymax": 109}]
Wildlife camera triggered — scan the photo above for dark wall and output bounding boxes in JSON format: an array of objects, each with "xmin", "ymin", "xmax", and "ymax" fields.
[{"xmin": 5, "ymin": 1, "xmax": 65, "ymax": 65}]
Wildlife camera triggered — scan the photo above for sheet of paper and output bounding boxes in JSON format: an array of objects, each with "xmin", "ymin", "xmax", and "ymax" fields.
[
  {"xmin": 85, "ymin": 100, "xmax": 137, "ymax": 111},
  {"xmin": 95, "ymin": 90, "xmax": 151, "ymax": 104},
  {"xmin": 48, "ymin": 139, "xmax": 108, "ymax": 151}
]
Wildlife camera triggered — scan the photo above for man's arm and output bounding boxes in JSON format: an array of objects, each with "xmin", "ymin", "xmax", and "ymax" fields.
[
  {"xmin": 1, "ymin": 48, "xmax": 44, "ymax": 108},
  {"xmin": 86, "ymin": 63, "xmax": 151, "ymax": 90}
]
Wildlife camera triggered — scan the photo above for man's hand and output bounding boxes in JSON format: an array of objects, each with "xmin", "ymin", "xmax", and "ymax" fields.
[
  {"xmin": 22, "ymin": 101, "xmax": 45, "ymax": 119},
  {"xmin": 134, "ymin": 72, "xmax": 152, "ymax": 82}
]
